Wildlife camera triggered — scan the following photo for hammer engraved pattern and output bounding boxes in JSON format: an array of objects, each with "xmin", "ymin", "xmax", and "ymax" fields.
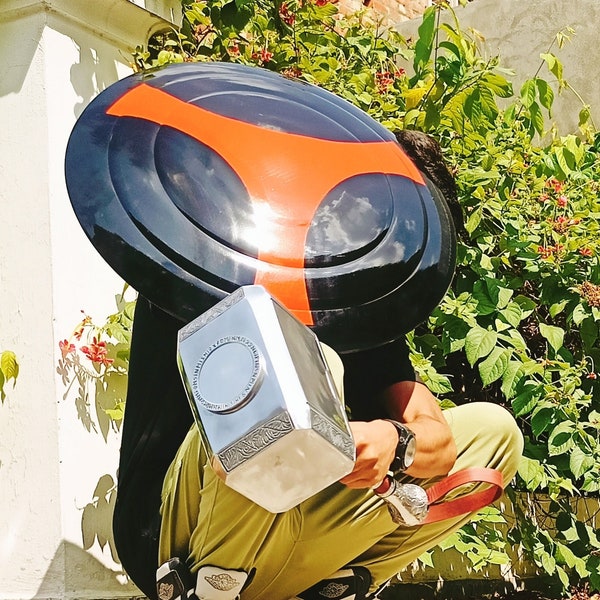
[{"xmin": 218, "ymin": 412, "xmax": 294, "ymax": 471}]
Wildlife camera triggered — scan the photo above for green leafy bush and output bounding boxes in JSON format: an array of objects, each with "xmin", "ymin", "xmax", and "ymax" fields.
[{"xmin": 125, "ymin": 0, "xmax": 600, "ymax": 591}]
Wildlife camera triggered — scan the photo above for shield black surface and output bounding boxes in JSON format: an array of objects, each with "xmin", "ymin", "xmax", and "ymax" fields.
[{"xmin": 65, "ymin": 61, "xmax": 456, "ymax": 352}]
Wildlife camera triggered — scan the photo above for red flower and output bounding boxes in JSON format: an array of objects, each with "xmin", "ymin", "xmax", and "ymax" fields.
[
  {"xmin": 579, "ymin": 247, "xmax": 594, "ymax": 257},
  {"xmin": 315, "ymin": 0, "xmax": 329, "ymax": 5},
  {"xmin": 537, "ymin": 193, "xmax": 549, "ymax": 203},
  {"xmin": 59, "ymin": 339, "xmax": 76, "ymax": 359},
  {"xmin": 546, "ymin": 178, "xmax": 563, "ymax": 192},
  {"xmin": 375, "ymin": 71, "xmax": 395, "ymax": 92},
  {"xmin": 587, "ymin": 373, "xmax": 597, "ymax": 380},
  {"xmin": 279, "ymin": 2, "xmax": 295, "ymax": 25},
  {"xmin": 228, "ymin": 43, "xmax": 240, "ymax": 56},
  {"xmin": 537, "ymin": 244, "xmax": 563, "ymax": 259},
  {"xmin": 81, "ymin": 337, "xmax": 113, "ymax": 366},
  {"xmin": 251, "ymin": 48, "xmax": 273, "ymax": 64},
  {"xmin": 557, "ymin": 195, "xmax": 568, "ymax": 207},
  {"xmin": 73, "ymin": 314, "xmax": 92, "ymax": 341},
  {"xmin": 537, "ymin": 245, "xmax": 553, "ymax": 259},
  {"xmin": 282, "ymin": 65, "xmax": 303, "ymax": 79}
]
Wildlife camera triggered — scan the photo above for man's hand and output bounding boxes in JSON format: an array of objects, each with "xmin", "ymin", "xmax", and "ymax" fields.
[
  {"xmin": 339, "ymin": 381, "xmax": 457, "ymax": 489},
  {"xmin": 339, "ymin": 420, "xmax": 398, "ymax": 489}
]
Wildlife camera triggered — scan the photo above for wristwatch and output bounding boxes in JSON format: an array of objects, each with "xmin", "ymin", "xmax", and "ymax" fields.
[{"xmin": 385, "ymin": 419, "xmax": 416, "ymax": 473}]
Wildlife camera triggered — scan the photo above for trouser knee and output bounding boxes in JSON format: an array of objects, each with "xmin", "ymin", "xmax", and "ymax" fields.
[
  {"xmin": 489, "ymin": 404, "xmax": 523, "ymax": 481},
  {"xmin": 460, "ymin": 402, "xmax": 523, "ymax": 485}
]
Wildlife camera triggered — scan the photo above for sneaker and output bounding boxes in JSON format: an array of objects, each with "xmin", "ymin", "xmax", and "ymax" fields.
[{"xmin": 293, "ymin": 567, "xmax": 371, "ymax": 600}]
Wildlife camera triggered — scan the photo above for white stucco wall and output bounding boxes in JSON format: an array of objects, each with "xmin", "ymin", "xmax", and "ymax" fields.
[{"xmin": 0, "ymin": 2, "xmax": 178, "ymax": 598}]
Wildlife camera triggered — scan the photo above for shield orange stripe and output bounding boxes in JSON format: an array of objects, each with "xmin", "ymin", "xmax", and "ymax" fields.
[{"xmin": 107, "ymin": 83, "xmax": 424, "ymax": 324}]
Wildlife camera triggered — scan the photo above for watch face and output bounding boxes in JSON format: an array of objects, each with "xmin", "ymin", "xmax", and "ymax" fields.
[{"xmin": 404, "ymin": 436, "xmax": 417, "ymax": 468}]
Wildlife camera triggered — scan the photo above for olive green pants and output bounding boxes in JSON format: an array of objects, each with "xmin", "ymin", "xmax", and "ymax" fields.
[{"xmin": 159, "ymin": 349, "xmax": 523, "ymax": 599}]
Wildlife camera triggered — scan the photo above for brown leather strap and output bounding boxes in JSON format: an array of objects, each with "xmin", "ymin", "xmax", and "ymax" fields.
[{"xmin": 423, "ymin": 467, "xmax": 504, "ymax": 524}]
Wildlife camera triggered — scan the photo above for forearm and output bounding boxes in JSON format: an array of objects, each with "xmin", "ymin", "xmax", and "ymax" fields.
[
  {"xmin": 340, "ymin": 381, "xmax": 457, "ymax": 489},
  {"xmin": 397, "ymin": 415, "xmax": 456, "ymax": 478},
  {"xmin": 383, "ymin": 381, "xmax": 456, "ymax": 479}
]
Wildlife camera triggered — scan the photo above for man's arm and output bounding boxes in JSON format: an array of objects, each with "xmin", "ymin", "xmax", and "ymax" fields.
[
  {"xmin": 339, "ymin": 381, "xmax": 456, "ymax": 489},
  {"xmin": 383, "ymin": 380, "xmax": 456, "ymax": 479}
]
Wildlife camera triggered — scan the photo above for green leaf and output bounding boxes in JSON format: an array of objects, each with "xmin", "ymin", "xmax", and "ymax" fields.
[
  {"xmin": 478, "ymin": 347, "xmax": 510, "ymax": 386},
  {"xmin": 465, "ymin": 327, "xmax": 498, "ymax": 366},
  {"xmin": 486, "ymin": 550, "xmax": 511, "ymax": 565},
  {"xmin": 539, "ymin": 323, "xmax": 565, "ymax": 352},
  {"xmin": 564, "ymin": 134, "xmax": 585, "ymax": 164},
  {"xmin": 0, "ymin": 351, "xmax": 19, "ymax": 382},
  {"xmin": 417, "ymin": 550, "xmax": 435, "ymax": 568},
  {"xmin": 570, "ymin": 446, "xmax": 595, "ymax": 478},
  {"xmin": 441, "ymin": 315, "xmax": 470, "ymax": 353},
  {"xmin": 422, "ymin": 370, "xmax": 454, "ymax": 395},
  {"xmin": 580, "ymin": 317, "xmax": 598, "ymax": 352},
  {"xmin": 529, "ymin": 101, "xmax": 544, "ymax": 136},
  {"xmin": 520, "ymin": 79, "xmax": 536, "ymax": 108},
  {"xmin": 535, "ymin": 78, "xmax": 554, "ymax": 112},
  {"xmin": 540, "ymin": 52, "xmax": 563, "ymax": 82},
  {"xmin": 501, "ymin": 360, "xmax": 524, "ymax": 399},
  {"xmin": 104, "ymin": 401, "xmax": 125, "ymax": 422},
  {"xmin": 512, "ymin": 386, "xmax": 539, "ymax": 417},
  {"xmin": 556, "ymin": 511, "xmax": 574, "ymax": 533},
  {"xmin": 439, "ymin": 40, "xmax": 462, "ymax": 60},
  {"xmin": 513, "ymin": 295, "xmax": 536, "ymax": 318},
  {"xmin": 357, "ymin": 91, "xmax": 373, "ymax": 104},
  {"xmin": 579, "ymin": 105, "xmax": 591, "ymax": 128},
  {"xmin": 480, "ymin": 280, "xmax": 513, "ymax": 309},
  {"xmin": 220, "ymin": 0, "xmax": 253, "ymax": 28},
  {"xmin": 540, "ymin": 550, "xmax": 556, "ymax": 575},
  {"xmin": 437, "ymin": 531, "xmax": 460, "ymax": 551},
  {"xmin": 556, "ymin": 565, "xmax": 570, "ymax": 588},
  {"xmin": 518, "ymin": 456, "xmax": 545, "ymax": 490},
  {"xmin": 531, "ymin": 406, "xmax": 554, "ymax": 438},
  {"xmin": 465, "ymin": 206, "xmax": 482, "ymax": 233},
  {"xmin": 464, "ymin": 89, "xmax": 483, "ymax": 124},
  {"xmin": 482, "ymin": 73, "xmax": 513, "ymax": 98},
  {"xmin": 549, "ymin": 300, "xmax": 568, "ymax": 318},
  {"xmin": 553, "ymin": 146, "xmax": 573, "ymax": 176},
  {"xmin": 581, "ymin": 475, "xmax": 600, "ymax": 493},
  {"xmin": 413, "ymin": 7, "xmax": 436, "ymax": 75},
  {"xmin": 503, "ymin": 329, "xmax": 528, "ymax": 351},
  {"xmin": 349, "ymin": 73, "xmax": 369, "ymax": 93},
  {"xmin": 500, "ymin": 302, "xmax": 522, "ymax": 327},
  {"xmin": 472, "ymin": 281, "xmax": 496, "ymax": 315},
  {"xmin": 472, "ymin": 506, "xmax": 506, "ymax": 523},
  {"xmin": 547, "ymin": 421, "xmax": 575, "ymax": 456},
  {"xmin": 590, "ymin": 557, "xmax": 600, "ymax": 590}
]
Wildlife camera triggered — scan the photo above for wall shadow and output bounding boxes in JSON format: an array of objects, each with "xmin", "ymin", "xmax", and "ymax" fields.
[
  {"xmin": 34, "ymin": 540, "xmax": 145, "ymax": 600},
  {"xmin": 68, "ymin": 38, "xmax": 121, "ymax": 119},
  {"xmin": 81, "ymin": 473, "xmax": 120, "ymax": 564}
]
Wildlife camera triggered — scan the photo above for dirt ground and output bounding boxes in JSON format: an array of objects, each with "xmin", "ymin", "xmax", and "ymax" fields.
[
  {"xmin": 382, "ymin": 582, "xmax": 599, "ymax": 600},
  {"xmin": 469, "ymin": 587, "xmax": 599, "ymax": 600}
]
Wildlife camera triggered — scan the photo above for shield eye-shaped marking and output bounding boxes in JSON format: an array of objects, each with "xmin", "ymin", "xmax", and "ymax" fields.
[{"xmin": 65, "ymin": 62, "xmax": 456, "ymax": 352}]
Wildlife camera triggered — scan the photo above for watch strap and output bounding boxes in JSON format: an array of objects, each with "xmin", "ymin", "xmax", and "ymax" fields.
[{"xmin": 384, "ymin": 419, "xmax": 415, "ymax": 473}]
